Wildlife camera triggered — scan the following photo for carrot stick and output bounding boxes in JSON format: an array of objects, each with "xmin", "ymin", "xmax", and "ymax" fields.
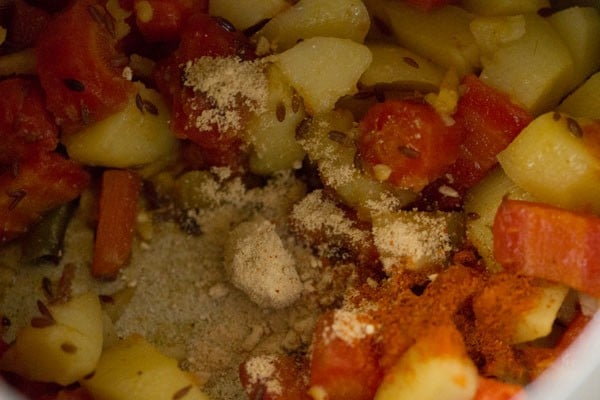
[
  {"xmin": 91, "ymin": 169, "xmax": 142, "ymax": 280},
  {"xmin": 493, "ymin": 199, "xmax": 600, "ymax": 297}
]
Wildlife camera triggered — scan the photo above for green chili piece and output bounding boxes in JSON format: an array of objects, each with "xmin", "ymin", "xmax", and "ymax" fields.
[{"xmin": 21, "ymin": 201, "xmax": 77, "ymax": 265}]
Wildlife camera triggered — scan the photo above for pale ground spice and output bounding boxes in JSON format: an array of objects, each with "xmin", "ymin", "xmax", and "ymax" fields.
[{"xmin": 0, "ymin": 171, "xmax": 356, "ymax": 400}]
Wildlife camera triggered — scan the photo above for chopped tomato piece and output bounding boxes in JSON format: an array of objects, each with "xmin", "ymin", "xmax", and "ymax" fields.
[
  {"xmin": 239, "ymin": 355, "xmax": 310, "ymax": 400},
  {"xmin": 92, "ymin": 169, "xmax": 141, "ymax": 280},
  {"xmin": 132, "ymin": 0, "xmax": 208, "ymax": 42},
  {"xmin": 473, "ymin": 377, "xmax": 522, "ymax": 400},
  {"xmin": 0, "ymin": 77, "xmax": 58, "ymax": 164},
  {"xmin": 449, "ymin": 75, "xmax": 532, "ymax": 191},
  {"xmin": 493, "ymin": 199, "xmax": 600, "ymax": 297},
  {"xmin": 308, "ymin": 311, "xmax": 382, "ymax": 400},
  {"xmin": 0, "ymin": 152, "xmax": 90, "ymax": 244},
  {"xmin": 153, "ymin": 12, "xmax": 255, "ymax": 170},
  {"xmin": 35, "ymin": 0, "xmax": 136, "ymax": 133},
  {"xmin": 358, "ymin": 99, "xmax": 464, "ymax": 192}
]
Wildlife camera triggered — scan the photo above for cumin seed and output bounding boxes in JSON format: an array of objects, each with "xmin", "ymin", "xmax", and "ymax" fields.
[
  {"xmin": 276, "ymin": 102, "xmax": 286, "ymax": 122},
  {"xmin": 61, "ymin": 342, "xmax": 78, "ymax": 354},
  {"xmin": 56, "ymin": 263, "xmax": 76, "ymax": 304},
  {"xmin": 7, "ymin": 189, "xmax": 26, "ymax": 210},
  {"xmin": 83, "ymin": 371, "xmax": 96, "ymax": 380},
  {"xmin": 37, "ymin": 300, "xmax": 53, "ymax": 320},
  {"xmin": 398, "ymin": 145, "xmax": 420, "ymax": 158},
  {"xmin": 553, "ymin": 112, "xmax": 561, "ymax": 121},
  {"xmin": 63, "ymin": 78, "xmax": 85, "ymax": 92},
  {"xmin": 143, "ymin": 99, "xmax": 159, "ymax": 115},
  {"xmin": 567, "ymin": 117, "xmax": 583, "ymax": 138},
  {"xmin": 135, "ymin": 93, "xmax": 144, "ymax": 113},
  {"xmin": 216, "ymin": 16, "xmax": 236, "ymax": 32},
  {"xmin": 31, "ymin": 317, "xmax": 55, "ymax": 328},
  {"xmin": 86, "ymin": 4, "xmax": 105, "ymax": 25},
  {"xmin": 295, "ymin": 118, "xmax": 311, "ymax": 140},
  {"xmin": 173, "ymin": 385, "xmax": 192, "ymax": 400},
  {"xmin": 403, "ymin": 56, "xmax": 419, "ymax": 69},
  {"xmin": 103, "ymin": 12, "xmax": 117, "ymax": 38},
  {"xmin": 86, "ymin": 4, "xmax": 115, "ymax": 37},
  {"xmin": 328, "ymin": 130, "xmax": 353, "ymax": 147}
]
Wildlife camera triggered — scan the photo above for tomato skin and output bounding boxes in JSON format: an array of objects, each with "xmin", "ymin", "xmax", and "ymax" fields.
[
  {"xmin": 493, "ymin": 199, "xmax": 600, "ymax": 297},
  {"xmin": 133, "ymin": 0, "xmax": 208, "ymax": 42},
  {"xmin": 358, "ymin": 99, "xmax": 464, "ymax": 192},
  {"xmin": 154, "ymin": 12, "xmax": 255, "ymax": 170},
  {"xmin": 0, "ymin": 77, "xmax": 88, "ymax": 243},
  {"xmin": 35, "ymin": 0, "xmax": 135, "ymax": 133},
  {"xmin": 308, "ymin": 312, "xmax": 382, "ymax": 400},
  {"xmin": 449, "ymin": 75, "xmax": 532, "ymax": 191},
  {"xmin": 0, "ymin": 152, "xmax": 90, "ymax": 243},
  {"xmin": 0, "ymin": 77, "xmax": 58, "ymax": 164}
]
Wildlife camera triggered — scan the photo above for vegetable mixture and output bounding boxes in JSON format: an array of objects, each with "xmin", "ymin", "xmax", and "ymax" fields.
[{"xmin": 1, "ymin": 0, "xmax": 600, "ymax": 399}]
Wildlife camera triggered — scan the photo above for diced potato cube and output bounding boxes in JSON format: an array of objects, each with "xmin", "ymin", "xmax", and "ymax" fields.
[
  {"xmin": 475, "ymin": 13, "xmax": 574, "ymax": 115},
  {"xmin": 473, "ymin": 276, "xmax": 569, "ymax": 344},
  {"xmin": 360, "ymin": 43, "xmax": 444, "ymax": 92},
  {"xmin": 512, "ymin": 283, "xmax": 569, "ymax": 344},
  {"xmin": 375, "ymin": 326, "xmax": 478, "ymax": 400},
  {"xmin": 558, "ymin": 72, "xmax": 600, "ymax": 119},
  {"xmin": 371, "ymin": 210, "xmax": 464, "ymax": 274},
  {"xmin": 0, "ymin": 292, "xmax": 104, "ymax": 386},
  {"xmin": 464, "ymin": 167, "xmax": 534, "ymax": 271},
  {"xmin": 62, "ymin": 82, "xmax": 178, "ymax": 169},
  {"xmin": 253, "ymin": 0, "xmax": 371, "ymax": 52},
  {"xmin": 209, "ymin": 0, "xmax": 290, "ymax": 31},
  {"xmin": 469, "ymin": 15, "xmax": 527, "ymax": 57},
  {"xmin": 365, "ymin": 0, "xmax": 480, "ymax": 77},
  {"xmin": 247, "ymin": 63, "xmax": 306, "ymax": 175},
  {"xmin": 548, "ymin": 6, "xmax": 600, "ymax": 89},
  {"xmin": 80, "ymin": 335, "xmax": 210, "ymax": 400},
  {"xmin": 461, "ymin": 0, "xmax": 549, "ymax": 16},
  {"xmin": 275, "ymin": 37, "xmax": 372, "ymax": 115},
  {"xmin": 497, "ymin": 112, "xmax": 600, "ymax": 214}
]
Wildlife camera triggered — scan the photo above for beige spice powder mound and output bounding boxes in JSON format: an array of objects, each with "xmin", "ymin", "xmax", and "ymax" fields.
[{"xmin": 0, "ymin": 171, "xmax": 357, "ymax": 400}]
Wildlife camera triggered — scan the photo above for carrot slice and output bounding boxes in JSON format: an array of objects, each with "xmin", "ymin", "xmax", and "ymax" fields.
[
  {"xmin": 493, "ymin": 199, "xmax": 600, "ymax": 296},
  {"xmin": 91, "ymin": 169, "xmax": 141, "ymax": 280}
]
